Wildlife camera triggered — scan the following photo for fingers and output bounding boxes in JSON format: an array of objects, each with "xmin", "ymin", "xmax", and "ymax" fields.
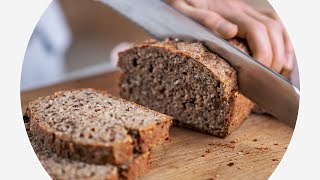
[
  {"xmin": 257, "ymin": 7, "xmax": 295, "ymax": 71},
  {"xmin": 245, "ymin": 21, "xmax": 273, "ymax": 68},
  {"xmin": 168, "ymin": 0, "xmax": 294, "ymax": 73},
  {"xmin": 225, "ymin": 13, "xmax": 273, "ymax": 68},
  {"xmin": 256, "ymin": 7, "xmax": 281, "ymax": 21},
  {"xmin": 168, "ymin": 0, "xmax": 238, "ymax": 39},
  {"xmin": 246, "ymin": 11, "xmax": 286, "ymax": 72},
  {"xmin": 283, "ymin": 27, "xmax": 295, "ymax": 71},
  {"xmin": 203, "ymin": 1, "xmax": 279, "ymax": 71},
  {"xmin": 225, "ymin": 5, "xmax": 286, "ymax": 72},
  {"xmin": 267, "ymin": 21, "xmax": 286, "ymax": 72}
]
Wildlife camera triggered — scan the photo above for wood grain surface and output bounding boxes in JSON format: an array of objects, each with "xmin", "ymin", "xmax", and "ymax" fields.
[{"xmin": 20, "ymin": 71, "xmax": 293, "ymax": 180}]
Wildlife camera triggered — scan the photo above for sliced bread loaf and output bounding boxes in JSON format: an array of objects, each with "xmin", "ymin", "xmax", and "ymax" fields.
[
  {"xmin": 26, "ymin": 124, "xmax": 150, "ymax": 180},
  {"xmin": 25, "ymin": 89, "xmax": 172, "ymax": 165},
  {"xmin": 118, "ymin": 39, "xmax": 253, "ymax": 137}
]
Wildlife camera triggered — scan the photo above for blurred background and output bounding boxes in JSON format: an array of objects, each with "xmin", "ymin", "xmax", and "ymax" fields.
[{"xmin": 21, "ymin": 0, "xmax": 270, "ymax": 91}]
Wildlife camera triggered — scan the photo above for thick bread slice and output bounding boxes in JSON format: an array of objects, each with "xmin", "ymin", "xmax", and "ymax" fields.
[
  {"xmin": 26, "ymin": 124, "xmax": 150, "ymax": 180},
  {"xmin": 25, "ymin": 89, "xmax": 172, "ymax": 165},
  {"xmin": 118, "ymin": 39, "xmax": 253, "ymax": 137}
]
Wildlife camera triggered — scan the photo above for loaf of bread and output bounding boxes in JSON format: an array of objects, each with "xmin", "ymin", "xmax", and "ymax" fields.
[
  {"xmin": 118, "ymin": 39, "xmax": 254, "ymax": 137},
  {"xmin": 25, "ymin": 89, "xmax": 172, "ymax": 165},
  {"xmin": 26, "ymin": 124, "xmax": 150, "ymax": 180}
]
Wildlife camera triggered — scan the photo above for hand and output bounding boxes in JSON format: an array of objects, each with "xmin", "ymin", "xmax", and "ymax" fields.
[{"xmin": 166, "ymin": 0, "xmax": 294, "ymax": 73}]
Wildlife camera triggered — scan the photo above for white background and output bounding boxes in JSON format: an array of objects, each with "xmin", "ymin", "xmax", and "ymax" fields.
[{"xmin": 0, "ymin": 0, "xmax": 319, "ymax": 179}]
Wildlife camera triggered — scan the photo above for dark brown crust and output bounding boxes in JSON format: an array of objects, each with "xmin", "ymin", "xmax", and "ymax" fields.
[
  {"xmin": 226, "ymin": 92, "xmax": 254, "ymax": 135},
  {"xmin": 26, "ymin": 88, "xmax": 173, "ymax": 165},
  {"xmin": 138, "ymin": 119, "xmax": 172, "ymax": 152},
  {"xmin": 119, "ymin": 152, "xmax": 151, "ymax": 180},
  {"xmin": 119, "ymin": 39, "xmax": 253, "ymax": 137}
]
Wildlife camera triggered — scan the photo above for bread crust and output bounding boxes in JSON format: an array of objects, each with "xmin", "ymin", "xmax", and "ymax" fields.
[
  {"xmin": 119, "ymin": 152, "xmax": 151, "ymax": 180},
  {"xmin": 26, "ymin": 89, "xmax": 172, "ymax": 165}
]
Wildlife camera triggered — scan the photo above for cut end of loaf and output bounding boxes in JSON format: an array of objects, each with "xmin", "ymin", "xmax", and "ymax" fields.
[{"xmin": 118, "ymin": 39, "xmax": 253, "ymax": 137}]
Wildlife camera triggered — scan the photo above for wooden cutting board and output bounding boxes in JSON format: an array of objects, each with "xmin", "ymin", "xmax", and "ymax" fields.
[{"xmin": 20, "ymin": 71, "xmax": 293, "ymax": 180}]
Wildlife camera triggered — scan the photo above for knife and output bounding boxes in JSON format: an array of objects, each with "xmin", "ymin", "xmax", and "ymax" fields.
[{"xmin": 98, "ymin": 0, "xmax": 299, "ymax": 128}]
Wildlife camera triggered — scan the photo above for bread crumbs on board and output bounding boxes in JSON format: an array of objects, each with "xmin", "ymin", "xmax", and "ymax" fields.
[
  {"xmin": 255, "ymin": 147, "xmax": 269, "ymax": 151},
  {"xmin": 230, "ymin": 139, "xmax": 239, "ymax": 143},
  {"xmin": 227, "ymin": 162, "xmax": 235, "ymax": 167},
  {"xmin": 208, "ymin": 141, "xmax": 235, "ymax": 148}
]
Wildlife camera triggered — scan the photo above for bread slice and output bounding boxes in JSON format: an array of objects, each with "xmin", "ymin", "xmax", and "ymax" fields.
[
  {"xmin": 26, "ymin": 124, "xmax": 150, "ymax": 180},
  {"xmin": 25, "ymin": 89, "xmax": 172, "ymax": 165},
  {"xmin": 118, "ymin": 39, "xmax": 253, "ymax": 137}
]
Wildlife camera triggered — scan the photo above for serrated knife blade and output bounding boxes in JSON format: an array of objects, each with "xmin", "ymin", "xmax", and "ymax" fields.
[{"xmin": 98, "ymin": 0, "xmax": 299, "ymax": 127}]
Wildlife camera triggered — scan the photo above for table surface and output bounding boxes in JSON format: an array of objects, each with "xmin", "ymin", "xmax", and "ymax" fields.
[{"xmin": 20, "ymin": 71, "xmax": 293, "ymax": 180}]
